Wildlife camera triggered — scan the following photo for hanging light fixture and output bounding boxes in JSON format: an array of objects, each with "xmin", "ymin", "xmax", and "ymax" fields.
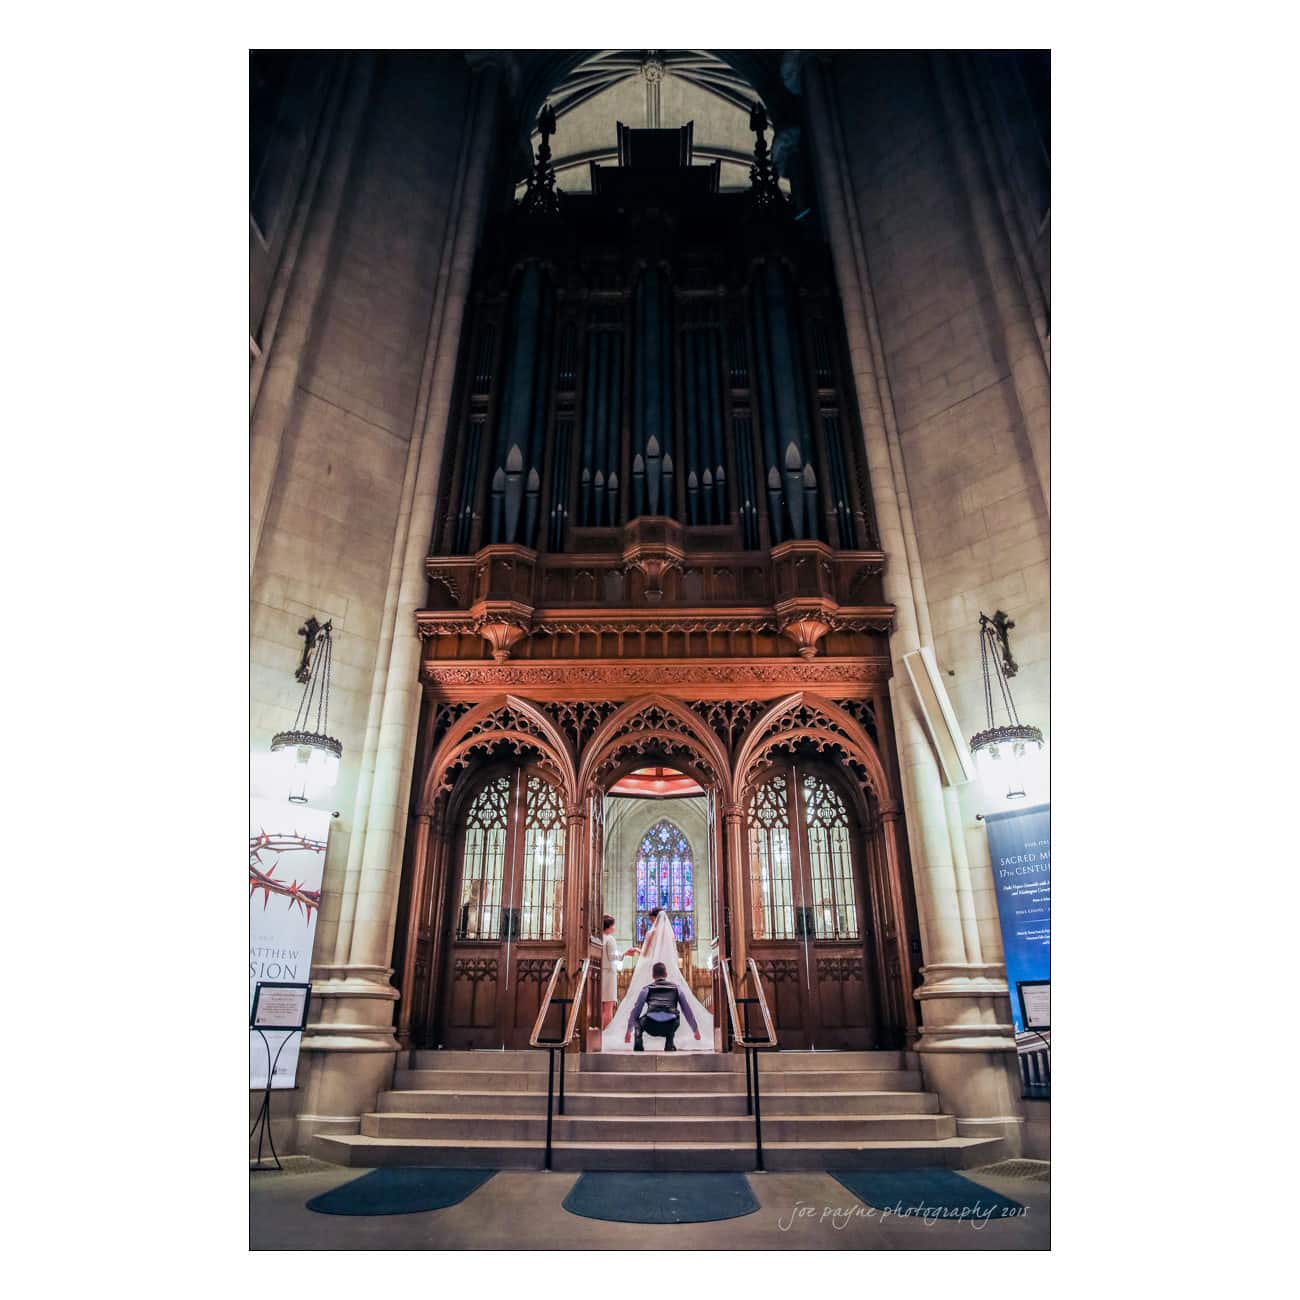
[
  {"xmin": 271, "ymin": 620, "xmax": 342, "ymax": 804},
  {"xmin": 969, "ymin": 611, "xmax": 1044, "ymax": 806}
]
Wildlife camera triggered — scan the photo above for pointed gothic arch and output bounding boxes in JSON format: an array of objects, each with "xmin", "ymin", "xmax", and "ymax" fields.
[
  {"xmin": 577, "ymin": 693, "xmax": 733, "ymax": 804},
  {"xmin": 733, "ymin": 691, "xmax": 896, "ymax": 816},
  {"xmin": 420, "ymin": 693, "xmax": 577, "ymax": 815}
]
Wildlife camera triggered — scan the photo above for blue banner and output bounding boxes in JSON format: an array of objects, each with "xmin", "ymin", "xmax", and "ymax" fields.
[{"xmin": 984, "ymin": 803, "xmax": 1050, "ymax": 1034}]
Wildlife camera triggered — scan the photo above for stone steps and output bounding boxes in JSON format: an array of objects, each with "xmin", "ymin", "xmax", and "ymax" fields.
[
  {"xmin": 404, "ymin": 1049, "xmax": 913, "ymax": 1073},
  {"xmin": 359, "ymin": 1111, "xmax": 957, "ymax": 1143},
  {"xmin": 577, "ymin": 1049, "xmax": 912, "ymax": 1072},
  {"xmin": 312, "ymin": 1046, "xmax": 986, "ymax": 1172},
  {"xmin": 376, "ymin": 1088, "xmax": 940, "ymax": 1117},
  {"xmin": 316, "ymin": 1133, "xmax": 1003, "ymax": 1172},
  {"xmin": 393, "ymin": 1067, "xmax": 924, "ymax": 1093}
]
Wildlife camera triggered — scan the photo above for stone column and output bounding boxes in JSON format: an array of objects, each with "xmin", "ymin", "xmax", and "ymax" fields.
[
  {"xmin": 344, "ymin": 56, "xmax": 504, "ymax": 974},
  {"xmin": 802, "ymin": 55, "xmax": 1023, "ymax": 1154},
  {"xmin": 803, "ymin": 57, "xmax": 970, "ymax": 972},
  {"xmin": 394, "ymin": 812, "xmax": 433, "ymax": 1046},
  {"xmin": 249, "ymin": 54, "xmax": 346, "ymax": 413},
  {"xmin": 293, "ymin": 57, "xmax": 507, "ymax": 1155},
  {"xmin": 932, "ymin": 52, "xmax": 1051, "ymax": 515},
  {"xmin": 249, "ymin": 54, "xmax": 376, "ymax": 573}
]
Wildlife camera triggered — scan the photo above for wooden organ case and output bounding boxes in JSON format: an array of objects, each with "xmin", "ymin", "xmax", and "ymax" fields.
[{"xmin": 394, "ymin": 119, "xmax": 923, "ymax": 1052}]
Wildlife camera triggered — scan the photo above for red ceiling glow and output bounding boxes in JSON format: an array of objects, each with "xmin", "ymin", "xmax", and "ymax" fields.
[{"xmin": 607, "ymin": 765, "xmax": 704, "ymax": 798}]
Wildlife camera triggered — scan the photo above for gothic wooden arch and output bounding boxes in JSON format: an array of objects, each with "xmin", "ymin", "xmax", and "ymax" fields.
[
  {"xmin": 577, "ymin": 693, "xmax": 733, "ymax": 804},
  {"xmin": 420, "ymin": 694, "xmax": 577, "ymax": 815},
  {"xmin": 731, "ymin": 691, "xmax": 918, "ymax": 1048},
  {"xmin": 733, "ymin": 692, "xmax": 895, "ymax": 817}
]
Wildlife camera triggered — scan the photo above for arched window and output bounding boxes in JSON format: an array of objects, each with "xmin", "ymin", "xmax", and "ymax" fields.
[
  {"xmin": 455, "ymin": 767, "xmax": 566, "ymax": 941},
  {"xmin": 800, "ymin": 772, "xmax": 858, "ymax": 940},
  {"xmin": 520, "ymin": 773, "xmax": 566, "ymax": 939},
  {"xmin": 746, "ymin": 766, "xmax": 860, "ymax": 940},
  {"xmin": 635, "ymin": 819, "xmax": 695, "ymax": 943},
  {"xmin": 456, "ymin": 774, "xmax": 510, "ymax": 939}
]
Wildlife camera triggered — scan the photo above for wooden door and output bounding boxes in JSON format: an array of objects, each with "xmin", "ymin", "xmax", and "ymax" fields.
[
  {"xmin": 744, "ymin": 764, "xmax": 877, "ymax": 1049},
  {"xmin": 439, "ymin": 766, "xmax": 568, "ymax": 1048}
]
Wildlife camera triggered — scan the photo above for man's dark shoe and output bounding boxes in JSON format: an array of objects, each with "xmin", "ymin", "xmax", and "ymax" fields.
[{"xmin": 633, "ymin": 1043, "xmax": 644, "ymax": 1051}]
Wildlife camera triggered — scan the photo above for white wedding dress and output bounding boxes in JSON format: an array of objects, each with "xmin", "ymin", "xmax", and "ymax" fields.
[{"xmin": 601, "ymin": 911, "xmax": 714, "ymax": 1052}]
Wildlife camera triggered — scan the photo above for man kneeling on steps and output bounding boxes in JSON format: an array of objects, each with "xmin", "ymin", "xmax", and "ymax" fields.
[{"xmin": 624, "ymin": 961, "xmax": 701, "ymax": 1051}]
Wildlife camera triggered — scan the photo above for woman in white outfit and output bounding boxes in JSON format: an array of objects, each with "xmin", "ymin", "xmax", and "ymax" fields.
[
  {"xmin": 601, "ymin": 908, "xmax": 714, "ymax": 1052},
  {"xmin": 600, "ymin": 914, "xmax": 634, "ymax": 1029}
]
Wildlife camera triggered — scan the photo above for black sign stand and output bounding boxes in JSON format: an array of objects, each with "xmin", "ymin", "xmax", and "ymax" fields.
[
  {"xmin": 249, "ymin": 1030, "xmax": 299, "ymax": 1171},
  {"xmin": 249, "ymin": 982, "xmax": 312, "ymax": 1172}
]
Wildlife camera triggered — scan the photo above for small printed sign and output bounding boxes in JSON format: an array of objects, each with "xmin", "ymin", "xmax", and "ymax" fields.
[
  {"xmin": 1018, "ymin": 980, "xmax": 1050, "ymax": 1031},
  {"xmin": 251, "ymin": 982, "xmax": 311, "ymax": 1031}
]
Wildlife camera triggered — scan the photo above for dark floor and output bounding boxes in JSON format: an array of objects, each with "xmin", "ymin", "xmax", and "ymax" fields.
[{"xmin": 250, "ymin": 1160, "xmax": 1050, "ymax": 1250}]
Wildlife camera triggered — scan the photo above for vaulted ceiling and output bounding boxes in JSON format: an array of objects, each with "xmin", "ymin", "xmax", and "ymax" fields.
[{"xmin": 515, "ymin": 50, "xmax": 793, "ymax": 195}]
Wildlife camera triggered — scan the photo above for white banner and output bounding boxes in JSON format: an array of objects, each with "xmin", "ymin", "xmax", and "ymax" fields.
[{"xmin": 249, "ymin": 798, "xmax": 330, "ymax": 1089}]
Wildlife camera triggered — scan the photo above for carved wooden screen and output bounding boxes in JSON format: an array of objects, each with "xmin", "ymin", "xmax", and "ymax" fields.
[
  {"xmin": 744, "ymin": 763, "xmax": 874, "ymax": 1049},
  {"xmin": 635, "ymin": 818, "xmax": 695, "ymax": 943},
  {"xmin": 441, "ymin": 764, "xmax": 568, "ymax": 1048}
]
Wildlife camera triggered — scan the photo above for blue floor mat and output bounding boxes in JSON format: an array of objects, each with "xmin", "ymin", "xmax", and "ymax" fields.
[
  {"xmin": 562, "ymin": 1172, "xmax": 760, "ymax": 1224},
  {"xmin": 306, "ymin": 1167, "xmax": 496, "ymax": 1216},
  {"xmin": 830, "ymin": 1169, "xmax": 1025, "ymax": 1221}
]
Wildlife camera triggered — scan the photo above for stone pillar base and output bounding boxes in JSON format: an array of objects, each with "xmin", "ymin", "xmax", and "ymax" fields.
[
  {"xmin": 913, "ymin": 961, "xmax": 1027, "ymax": 1159},
  {"xmin": 278, "ymin": 964, "xmax": 401, "ymax": 1157},
  {"xmin": 920, "ymin": 1049, "xmax": 1026, "ymax": 1159}
]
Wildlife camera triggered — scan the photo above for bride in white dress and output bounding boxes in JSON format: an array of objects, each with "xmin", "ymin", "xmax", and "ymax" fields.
[{"xmin": 600, "ymin": 909, "xmax": 714, "ymax": 1052}]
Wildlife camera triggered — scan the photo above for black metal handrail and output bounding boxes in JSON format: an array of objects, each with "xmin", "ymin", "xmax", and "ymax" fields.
[
  {"xmin": 717, "ymin": 954, "xmax": 779, "ymax": 1170},
  {"xmin": 528, "ymin": 957, "xmax": 591, "ymax": 1170}
]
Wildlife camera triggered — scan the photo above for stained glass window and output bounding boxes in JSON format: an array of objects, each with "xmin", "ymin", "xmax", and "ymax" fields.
[{"xmin": 635, "ymin": 819, "xmax": 695, "ymax": 944}]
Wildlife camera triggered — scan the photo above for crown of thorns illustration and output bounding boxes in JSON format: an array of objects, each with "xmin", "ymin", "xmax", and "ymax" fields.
[{"xmin": 249, "ymin": 830, "xmax": 326, "ymax": 919}]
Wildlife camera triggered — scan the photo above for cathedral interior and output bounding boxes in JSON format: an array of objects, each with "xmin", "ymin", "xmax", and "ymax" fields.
[{"xmin": 249, "ymin": 48, "xmax": 1050, "ymax": 1239}]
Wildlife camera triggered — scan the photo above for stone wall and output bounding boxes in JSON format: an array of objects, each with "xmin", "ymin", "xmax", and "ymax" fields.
[
  {"xmin": 250, "ymin": 51, "xmax": 473, "ymax": 960},
  {"xmin": 833, "ymin": 51, "xmax": 1050, "ymax": 960}
]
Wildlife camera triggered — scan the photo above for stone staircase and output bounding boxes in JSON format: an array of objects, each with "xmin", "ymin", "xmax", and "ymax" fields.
[{"xmin": 316, "ymin": 1049, "xmax": 1005, "ymax": 1171}]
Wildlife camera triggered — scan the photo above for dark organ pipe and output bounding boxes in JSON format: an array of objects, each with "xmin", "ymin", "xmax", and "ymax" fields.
[
  {"xmin": 750, "ymin": 259, "xmax": 821, "ymax": 542},
  {"xmin": 683, "ymin": 326, "xmax": 700, "ymax": 523},
  {"xmin": 489, "ymin": 263, "xmax": 555, "ymax": 546},
  {"xmin": 661, "ymin": 282, "xmax": 674, "ymax": 514},
  {"xmin": 821, "ymin": 410, "xmax": 859, "ymax": 548},
  {"xmin": 631, "ymin": 267, "xmax": 675, "ymax": 518},
  {"xmin": 595, "ymin": 330, "xmax": 610, "ymax": 525},
  {"xmin": 732, "ymin": 412, "xmax": 759, "ymax": 547},
  {"xmin": 455, "ymin": 416, "xmax": 483, "ymax": 553},
  {"xmin": 706, "ymin": 328, "xmax": 726, "ymax": 523},
  {"xmin": 644, "ymin": 270, "xmax": 663, "ymax": 509},
  {"xmin": 606, "ymin": 334, "xmax": 623, "ymax": 524},
  {"xmin": 546, "ymin": 321, "xmax": 578, "ymax": 551},
  {"xmin": 749, "ymin": 276, "xmax": 783, "ymax": 542},
  {"xmin": 579, "ymin": 320, "xmax": 624, "ymax": 527},
  {"xmin": 579, "ymin": 325, "xmax": 597, "ymax": 526}
]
